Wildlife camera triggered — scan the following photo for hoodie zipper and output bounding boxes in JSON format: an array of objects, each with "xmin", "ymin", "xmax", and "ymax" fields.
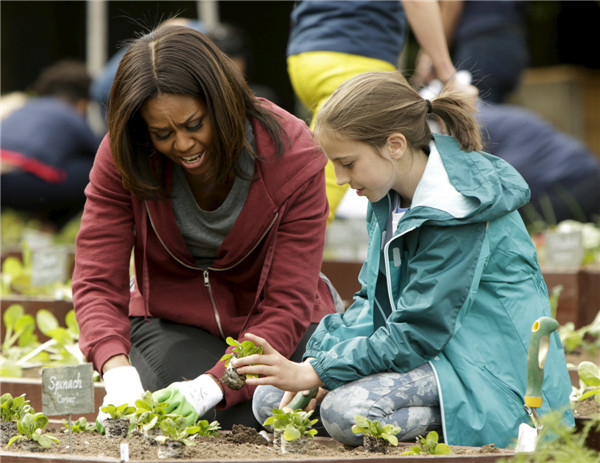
[{"xmin": 145, "ymin": 203, "xmax": 278, "ymax": 339}]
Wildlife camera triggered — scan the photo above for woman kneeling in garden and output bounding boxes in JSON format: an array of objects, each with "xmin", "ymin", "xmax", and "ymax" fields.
[{"xmin": 72, "ymin": 24, "xmax": 337, "ymax": 430}]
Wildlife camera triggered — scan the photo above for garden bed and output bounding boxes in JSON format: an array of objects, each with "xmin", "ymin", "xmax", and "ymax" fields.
[{"xmin": 0, "ymin": 424, "xmax": 514, "ymax": 463}]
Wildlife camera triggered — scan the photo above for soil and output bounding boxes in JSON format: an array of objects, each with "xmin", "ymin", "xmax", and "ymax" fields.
[{"xmin": 4, "ymin": 423, "xmax": 509, "ymax": 461}]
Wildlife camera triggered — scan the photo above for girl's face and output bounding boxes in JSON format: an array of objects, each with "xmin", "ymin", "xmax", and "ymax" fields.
[
  {"xmin": 140, "ymin": 93, "xmax": 214, "ymax": 176},
  {"xmin": 318, "ymin": 130, "xmax": 397, "ymax": 203}
]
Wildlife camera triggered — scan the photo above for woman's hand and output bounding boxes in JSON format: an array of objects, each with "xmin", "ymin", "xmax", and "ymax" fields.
[{"xmin": 231, "ymin": 333, "xmax": 323, "ymax": 392}]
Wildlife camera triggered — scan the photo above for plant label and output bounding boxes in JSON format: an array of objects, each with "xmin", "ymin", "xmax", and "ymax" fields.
[
  {"xmin": 543, "ymin": 229, "xmax": 584, "ymax": 269},
  {"xmin": 31, "ymin": 245, "xmax": 69, "ymax": 287},
  {"xmin": 42, "ymin": 363, "xmax": 94, "ymax": 416}
]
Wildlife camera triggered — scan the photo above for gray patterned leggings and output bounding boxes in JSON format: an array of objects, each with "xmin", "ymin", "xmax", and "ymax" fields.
[{"xmin": 252, "ymin": 363, "xmax": 442, "ymax": 446}]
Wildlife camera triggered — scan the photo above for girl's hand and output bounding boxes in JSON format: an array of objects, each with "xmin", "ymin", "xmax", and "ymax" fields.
[{"xmin": 231, "ymin": 333, "xmax": 323, "ymax": 392}]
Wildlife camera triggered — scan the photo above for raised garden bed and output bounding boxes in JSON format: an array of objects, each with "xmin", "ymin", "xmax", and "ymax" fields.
[{"xmin": 0, "ymin": 425, "xmax": 515, "ymax": 463}]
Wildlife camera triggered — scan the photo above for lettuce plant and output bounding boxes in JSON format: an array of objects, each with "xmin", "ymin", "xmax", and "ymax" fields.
[
  {"xmin": 263, "ymin": 408, "xmax": 318, "ymax": 441},
  {"xmin": 401, "ymin": 431, "xmax": 450, "ymax": 455},
  {"xmin": 351, "ymin": 415, "xmax": 401, "ymax": 446},
  {"xmin": 6, "ymin": 412, "xmax": 59, "ymax": 449}
]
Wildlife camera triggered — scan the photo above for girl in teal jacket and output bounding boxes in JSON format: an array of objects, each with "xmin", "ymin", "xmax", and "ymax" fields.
[{"xmin": 234, "ymin": 71, "xmax": 574, "ymax": 448}]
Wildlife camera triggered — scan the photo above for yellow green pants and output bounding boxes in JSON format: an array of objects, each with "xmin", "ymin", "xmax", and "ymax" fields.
[{"xmin": 288, "ymin": 52, "xmax": 396, "ymax": 224}]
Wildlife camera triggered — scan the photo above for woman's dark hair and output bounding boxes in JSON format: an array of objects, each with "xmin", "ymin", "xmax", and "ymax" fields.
[
  {"xmin": 108, "ymin": 24, "xmax": 285, "ymax": 199},
  {"xmin": 33, "ymin": 59, "xmax": 91, "ymax": 104}
]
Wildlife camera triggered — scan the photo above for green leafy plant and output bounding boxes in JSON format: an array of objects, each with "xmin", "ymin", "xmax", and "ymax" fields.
[
  {"xmin": 6, "ymin": 412, "xmax": 59, "ymax": 448},
  {"xmin": 401, "ymin": 431, "xmax": 450, "ymax": 455},
  {"xmin": 263, "ymin": 408, "xmax": 318, "ymax": 441},
  {"xmin": 0, "ymin": 246, "xmax": 72, "ymax": 299},
  {"xmin": 0, "ymin": 393, "xmax": 33, "ymax": 422},
  {"xmin": 510, "ymin": 409, "xmax": 599, "ymax": 463},
  {"xmin": 194, "ymin": 419, "xmax": 221, "ymax": 437},
  {"xmin": 220, "ymin": 336, "xmax": 262, "ymax": 380},
  {"xmin": 100, "ymin": 403, "xmax": 136, "ymax": 420},
  {"xmin": 351, "ymin": 415, "xmax": 401, "ymax": 446},
  {"xmin": 62, "ymin": 416, "xmax": 95, "ymax": 433},
  {"xmin": 560, "ymin": 311, "xmax": 600, "ymax": 356},
  {"xmin": 132, "ymin": 391, "xmax": 176, "ymax": 433},
  {"xmin": 571, "ymin": 361, "xmax": 600, "ymax": 405},
  {"xmin": 220, "ymin": 337, "xmax": 262, "ymax": 367},
  {"xmin": 156, "ymin": 416, "xmax": 199, "ymax": 446},
  {"xmin": 0, "ymin": 304, "xmax": 40, "ymax": 377}
]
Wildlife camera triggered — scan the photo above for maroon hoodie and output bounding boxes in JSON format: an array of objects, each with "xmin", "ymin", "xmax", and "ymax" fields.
[{"xmin": 72, "ymin": 101, "xmax": 335, "ymax": 408}]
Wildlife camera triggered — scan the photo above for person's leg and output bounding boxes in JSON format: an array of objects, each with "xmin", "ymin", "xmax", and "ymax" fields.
[
  {"xmin": 319, "ymin": 363, "xmax": 441, "ymax": 446},
  {"xmin": 130, "ymin": 318, "xmax": 317, "ymax": 429}
]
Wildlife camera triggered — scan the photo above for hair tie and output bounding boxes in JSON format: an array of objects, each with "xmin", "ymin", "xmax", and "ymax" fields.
[{"xmin": 426, "ymin": 99, "xmax": 433, "ymax": 114}]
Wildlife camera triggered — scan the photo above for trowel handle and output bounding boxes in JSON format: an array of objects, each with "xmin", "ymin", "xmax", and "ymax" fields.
[
  {"xmin": 524, "ymin": 316, "xmax": 559, "ymax": 409},
  {"xmin": 285, "ymin": 387, "xmax": 319, "ymax": 411}
]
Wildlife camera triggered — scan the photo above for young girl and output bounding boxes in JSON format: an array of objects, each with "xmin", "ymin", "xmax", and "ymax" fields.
[{"xmin": 232, "ymin": 71, "xmax": 574, "ymax": 448}]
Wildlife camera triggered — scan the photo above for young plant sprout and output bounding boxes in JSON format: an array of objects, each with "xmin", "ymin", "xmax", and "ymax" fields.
[
  {"xmin": 351, "ymin": 415, "xmax": 402, "ymax": 446},
  {"xmin": 220, "ymin": 336, "xmax": 262, "ymax": 390},
  {"xmin": 401, "ymin": 431, "xmax": 450, "ymax": 455},
  {"xmin": 263, "ymin": 408, "xmax": 319, "ymax": 442},
  {"xmin": 156, "ymin": 416, "xmax": 200, "ymax": 446},
  {"xmin": 6, "ymin": 412, "xmax": 59, "ymax": 449}
]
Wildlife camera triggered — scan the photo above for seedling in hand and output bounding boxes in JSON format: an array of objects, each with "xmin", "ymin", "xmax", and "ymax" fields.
[{"xmin": 220, "ymin": 336, "xmax": 262, "ymax": 390}]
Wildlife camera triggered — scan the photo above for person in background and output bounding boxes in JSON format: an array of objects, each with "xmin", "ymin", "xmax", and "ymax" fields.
[
  {"xmin": 476, "ymin": 103, "xmax": 600, "ymax": 225},
  {"xmin": 413, "ymin": 0, "xmax": 530, "ymax": 103},
  {"xmin": 72, "ymin": 24, "xmax": 338, "ymax": 431},
  {"xmin": 286, "ymin": 0, "xmax": 478, "ymax": 225},
  {"xmin": 1, "ymin": 59, "xmax": 101, "ymax": 230},
  {"xmin": 233, "ymin": 71, "xmax": 574, "ymax": 448}
]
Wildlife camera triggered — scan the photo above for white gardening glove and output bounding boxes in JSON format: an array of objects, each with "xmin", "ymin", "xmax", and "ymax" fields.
[
  {"xmin": 97, "ymin": 366, "xmax": 145, "ymax": 430},
  {"xmin": 152, "ymin": 374, "xmax": 223, "ymax": 425}
]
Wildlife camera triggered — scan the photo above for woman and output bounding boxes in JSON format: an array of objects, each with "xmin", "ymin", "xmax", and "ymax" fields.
[
  {"xmin": 72, "ymin": 24, "xmax": 337, "ymax": 429},
  {"xmin": 234, "ymin": 71, "xmax": 574, "ymax": 447}
]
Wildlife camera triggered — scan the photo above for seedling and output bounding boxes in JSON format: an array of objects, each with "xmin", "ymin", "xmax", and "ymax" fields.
[
  {"xmin": 156, "ymin": 416, "xmax": 200, "ymax": 446},
  {"xmin": 6, "ymin": 412, "xmax": 59, "ymax": 449},
  {"xmin": 194, "ymin": 419, "xmax": 221, "ymax": 437},
  {"xmin": 220, "ymin": 337, "xmax": 262, "ymax": 389},
  {"xmin": 220, "ymin": 337, "xmax": 262, "ymax": 369},
  {"xmin": 571, "ymin": 361, "xmax": 600, "ymax": 404},
  {"xmin": 132, "ymin": 391, "xmax": 174, "ymax": 434},
  {"xmin": 100, "ymin": 403, "xmax": 136, "ymax": 420},
  {"xmin": 401, "ymin": 431, "xmax": 450, "ymax": 455},
  {"xmin": 62, "ymin": 416, "xmax": 95, "ymax": 433},
  {"xmin": 263, "ymin": 408, "xmax": 318, "ymax": 441},
  {"xmin": 351, "ymin": 415, "xmax": 401, "ymax": 446},
  {"xmin": 0, "ymin": 393, "xmax": 33, "ymax": 422}
]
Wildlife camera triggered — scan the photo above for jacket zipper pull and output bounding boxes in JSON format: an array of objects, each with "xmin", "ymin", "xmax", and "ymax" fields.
[{"xmin": 203, "ymin": 269, "xmax": 210, "ymax": 287}]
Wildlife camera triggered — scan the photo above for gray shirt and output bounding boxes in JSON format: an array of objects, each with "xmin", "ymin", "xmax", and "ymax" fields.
[{"xmin": 172, "ymin": 137, "xmax": 255, "ymax": 268}]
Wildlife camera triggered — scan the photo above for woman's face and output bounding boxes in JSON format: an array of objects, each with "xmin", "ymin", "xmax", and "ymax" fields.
[
  {"xmin": 140, "ymin": 93, "xmax": 214, "ymax": 176},
  {"xmin": 318, "ymin": 130, "xmax": 396, "ymax": 203}
]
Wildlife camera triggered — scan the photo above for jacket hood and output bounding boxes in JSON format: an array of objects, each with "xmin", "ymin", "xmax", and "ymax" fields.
[{"xmin": 389, "ymin": 134, "xmax": 530, "ymax": 234}]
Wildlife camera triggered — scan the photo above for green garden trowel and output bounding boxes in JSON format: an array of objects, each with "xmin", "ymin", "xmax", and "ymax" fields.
[
  {"xmin": 515, "ymin": 316, "xmax": 559, "ymax": 453},
  {"xmin": 283, "ymin": 387, "xmax": 319, "ymax": 412}
]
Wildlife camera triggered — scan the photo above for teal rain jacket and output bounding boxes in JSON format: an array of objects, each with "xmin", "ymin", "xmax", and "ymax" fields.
[{"xmin": 305, "ymin": 134, "xmax": 574, "ymax": 447}]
